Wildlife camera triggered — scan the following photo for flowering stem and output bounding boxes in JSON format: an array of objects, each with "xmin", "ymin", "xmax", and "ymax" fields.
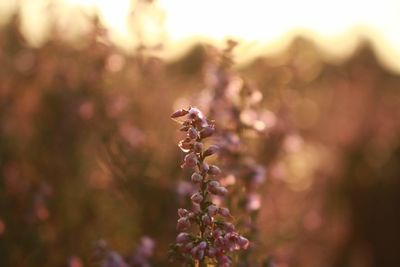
[{"xmin": 170, "ymin": 107, "xmax": 249, "ymax": 267}]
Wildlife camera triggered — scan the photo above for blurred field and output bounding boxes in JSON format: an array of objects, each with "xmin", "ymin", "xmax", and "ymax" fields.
[{"xmin": 0, "ymin": 6, "xmax": 400, "ymax": 267}]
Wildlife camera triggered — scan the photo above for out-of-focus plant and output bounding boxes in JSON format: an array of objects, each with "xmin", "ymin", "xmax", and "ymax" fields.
[
  {"xmin": 93, "ymin": 237, "xmax": 155, "ymax": 267},
  {"xmin": 0, "ymin": 8, "xmax": 173, "ymax": 267},
  {"xmin": 197, "ymin": 41, "xmax": 288, "ymax": 266}
]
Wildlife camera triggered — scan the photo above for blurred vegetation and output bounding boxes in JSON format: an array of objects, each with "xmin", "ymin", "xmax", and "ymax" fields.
[{"xmin": 0, "ymin": 6, "xmax": 400, "ymax": 267}]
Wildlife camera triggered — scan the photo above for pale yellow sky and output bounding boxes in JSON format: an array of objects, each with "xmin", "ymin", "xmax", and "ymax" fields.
[{"xmin": 1, "ymin": 0, "xmax": 400, "ymax": 71}]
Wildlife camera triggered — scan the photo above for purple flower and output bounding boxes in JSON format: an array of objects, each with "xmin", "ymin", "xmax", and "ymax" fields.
[
  {"xmin": 199, "ymin": 126, "xmax": 215, "ymax": 138},
  {"xmin": 203, "ymin": 145, "xmax": 219, "ymax": 157},
  {"xmin": 201, "ymin": 214, "xmax": 212, "ymax": 226},
  {"xmin": 183, "ymin": 153, "xmax": 197, "ymax": 168},
  {"xmin": 177, "ymin": 217, "xmax": 191, "ymax": 231},
  {"xmin": 200, "ymin": 162, "xmax": 209, "ymax": 173},
  {"xmin": 171, "ymin": 109, "xmax": 189, "ymax": 118},
  {"xmin": 191, "ymin": 173, "xmax": 202, "ymax": 183},
  {"xmin": 171, "ymin": 107, "xmax": 249, "ymax": 266},
  {"xmin": 190, "ymin": 192, "xmax": 203, "ymax": 204},
  {"xmin": 237, "ymin": 236, "xmax": 250, "ymax": 249},
  {"xmin": 178, "ymin": 208, "xmax": 189, "ymax": 218},
  {"xmin": 176, "ymin": 233, "xmax": 190, "ymax": 244},
  {"xmin": 193, "ymin": 142, "xmax": 203, "ymax": 153},
  {"xmin": 215, "ymin": 186, "xmax": 228, "ymax": 196},
  {"xmin": 188, "ymin": 107, "xmax": 203, "ymax": 120},
  {"xmin": 207, "ymin": 204, "xmax": 218, "ymax": 216},
  {"xmin": 218, "ymin": 207, "xmax": 231, "ymax": 217},
  {"xmin": 187, "ymin": 128, "xmax": 198, "ymax": 139},
  {"xmin": 208, "ymin": 165, "xmax": 221, "ymax": 176}
]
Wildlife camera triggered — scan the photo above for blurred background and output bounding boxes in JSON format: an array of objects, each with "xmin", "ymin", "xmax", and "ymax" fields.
[{"xmin": 0, "ymin": 1, "xmax": 399, "ymax": 267}]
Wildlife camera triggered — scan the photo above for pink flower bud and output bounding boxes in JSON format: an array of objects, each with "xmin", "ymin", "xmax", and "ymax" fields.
[
  {"xmin": 207, "ymin": 204, "xmax": 218, "ymax": 216},
  {"xmin": 176, "ymin": 232, "xmax": 190, "ymax": 244},
  {"xmin": 208, "ymin": 165, "xmax": 221, "ymax": 176},
  {"xmin": 223, "ymin": 222, "xmax": 235, "ymax": 232},
  {"xmin": 213, "ymin": 229, "xmax": 223, "ymax": 238},
  {"xmin": 183, "ymin": 153, "xmax": 197, "ymax": 168},
  {"xmin": 208, "ymin": 180, "xmax": 220, "ymax": 188},
  {"xmin": 207, "ymin": 181, "xmax": 221, "ymax": 195},
  {"xmin": 200, "ymin": 126, "xmax": 215, "ymax": 138},
  {"xmin": 197, "ymin": 241, "xmax": 207, "ymax": 250},
  {"xmin": 224, "ymin": 232, "xmax": 239, "ymax": 251},
  {"xmin": 190, "ymin": 192, "xmax": 203, "ymax": 204},
  {"xmin": 200, "ymin": 162, "xmax": 209, "ymax": 173},
  {"xmin": 215, "ymin": 186, "xmax": 228, "ymax": 196},
  {"xmin": 187, "ymin": 128, "xmax": 198, "ymax": 139},
  {"xmin": 188, "ymin": 107, "xmax": 202, "ymax": 120},
  {"xmin": 171, "ymin": 109, "xmax": 188, "ymax": 118},
  {"xmin": 195, "ymin": 117, "xmax": 208, "ymax": 128},
  {"xmin": 218, "ymin": 207, "xmax": 231, "ymax": 217},
  {"xmin": 193, "ymin": 142, "xmax": 203, "ymax": 153},
  {"xmin": 203, "ymin": 145, "xmax": 219, "ymax": 157},
  {"xmin": 191, "ymin": 173, "xmax": 202, "ymax": 183},
  {"xmin": 177, "ymin": 217, "xmax": 191, "ymax": 231},
  {"xmin": 237, "ymin": 236, "xmax": 250, "ymax": 249},
  {"xmin": 178, "ymin": 208, "xmax": 189, "ymax": 217},
  {"xmin": 202, "ymin": 214, "xmax": 212, "ymax": 226},
  {"xmin": 178, "ymin": 140, "xmax": 192, "ymax": 153}
]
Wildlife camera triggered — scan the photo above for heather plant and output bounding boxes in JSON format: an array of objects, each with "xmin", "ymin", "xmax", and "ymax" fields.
[
  {"xmin": 0, "ymin": 10, "xmax": 172, "ymax": 267},
  {"xmin": 169, "ymin": 107, "xmax": 249, "ymax": 267},
  {"xmin": 200, "ymin": 41, "xmax": 286, "ymax": 266},
  {"xmin": 2, "ymin": 3, "xmax": 400, "ymax": 267},
  {"xmin": 94, "ymin": 237, "xmax": 155, "ymax": 267}
]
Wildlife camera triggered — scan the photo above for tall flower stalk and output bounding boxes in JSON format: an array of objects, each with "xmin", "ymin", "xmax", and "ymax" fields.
[
  {"xmin": 200, "ymin": 41, "xmax": 281, "ymax": 266},
  {"xmin": 170, "ymin": 107, "xmax": 249, "ymax": 267}
]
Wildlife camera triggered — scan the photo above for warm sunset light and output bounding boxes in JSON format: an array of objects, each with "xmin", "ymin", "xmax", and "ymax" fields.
[
  {"xmin": 70, "ymin": 0, "xmax": 400, "ymax": 71},
  {"xmin": 2, "ymin": 1, "xmax": 400, "ymax": 266},
  {"xmin": 1, "ymin": 0, "xmax": 400, "ymax": 70}
]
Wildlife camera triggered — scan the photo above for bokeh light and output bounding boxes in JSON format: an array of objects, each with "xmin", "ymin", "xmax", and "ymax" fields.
[{"xmin": 1, "ymin": 1, "xmax": 400, "ymax": 267}]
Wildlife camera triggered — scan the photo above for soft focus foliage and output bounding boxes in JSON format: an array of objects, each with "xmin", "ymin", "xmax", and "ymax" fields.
[{"xmin": 1, "ymin": 8, "xmax": 400, "ymax": 267}]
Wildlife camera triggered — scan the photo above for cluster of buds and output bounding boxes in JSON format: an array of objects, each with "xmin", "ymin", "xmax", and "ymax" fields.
[
  {"xmin": 170, "ymin": 107, "xmax": 249, "ymax": 266},
  {"xmin": 200, "ymin": 41, "xmax": 282, "ymax": 266}
]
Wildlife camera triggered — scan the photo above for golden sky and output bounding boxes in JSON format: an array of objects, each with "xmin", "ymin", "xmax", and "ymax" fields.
[{"xmin": 1, "ymin": 0, "xmax": 400, "ymax": 71}]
